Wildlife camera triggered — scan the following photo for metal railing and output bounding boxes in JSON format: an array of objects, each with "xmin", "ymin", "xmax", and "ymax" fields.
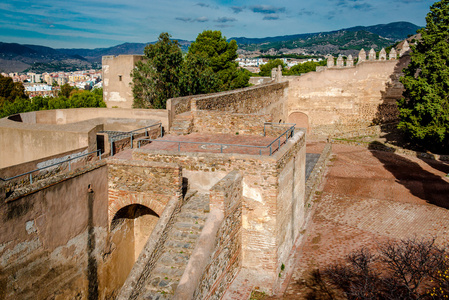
[
  {"xmin": 137, "ymin": 123, "xmax": 296, "ymax": 156},
  {"xmin": 0, "ymin": 149, "xmax": 102, "ymax": 184},
  {"xmin": 110, "ymin": 123, "xmax": 163, "ymax": 156}
]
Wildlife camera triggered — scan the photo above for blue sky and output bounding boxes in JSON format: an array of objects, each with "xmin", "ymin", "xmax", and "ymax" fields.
[{"xmin": 0, "ymin": 0, "xmax": 434, "ymax": 49}]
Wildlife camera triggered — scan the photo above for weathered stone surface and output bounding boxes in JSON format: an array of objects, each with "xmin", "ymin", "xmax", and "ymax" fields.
[
  {"xmin": 368, "ymin": 48, "xmax": 376, "ymax": 61},
  {"xmin": 379, "ymin": 48, "xmax": 387, "ymax": 60},
  {"xmin": 358, "ymin": 48, "xmax": 366, "ymax": 63},
  {"xmin": 0, "ymin": 164, "xmax": 134, "ymax": 300},
  {"xmin": 168, "ymin": 82, "xmax": 288, "ymax": 132},
  {"xmin": 327, "ymin": 55, "xmax": 334, "ymax": 68},
  {"xmin": 287, "ymin": 55, "xmax": 411, "ymax": 137},
  {"xmin": 132, "ymin": 130, "xmax": 306, "ymax": 290},
  {"xmin": 107, "ymin": 160, "xmax": 182, "ymax": 225}
]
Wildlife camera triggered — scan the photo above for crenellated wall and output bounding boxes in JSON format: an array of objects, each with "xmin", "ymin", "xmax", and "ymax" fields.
[{"xmin": 287, "ymin": 50, "xmax": 410, "ymax": 137}]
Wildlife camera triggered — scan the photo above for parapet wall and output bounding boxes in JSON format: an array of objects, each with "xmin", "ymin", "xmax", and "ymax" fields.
[
  {"xmin": 192, "ymin": 111, "xmax": 272, "ymax": 135},
  {"xmin": 0, "ymin": 163, "xmax": 122, "ymax": 299},
  {"xmin": 0, "ymin": 108, "xmax": 166, "ymax": 168},
  {"xmin": 192, "ymin": 170, "xmax": 243, "ymax": 300},
  {"xmin": 167, "ymin": 82, "xmax": 289, "ymax": 130},
  {"xmin": 12, "ymin": 107, "xmax": 167, "ymax": 127}
]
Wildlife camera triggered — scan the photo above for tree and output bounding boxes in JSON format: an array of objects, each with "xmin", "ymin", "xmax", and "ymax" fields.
[
  {"xmin": 287, "ymin": 60, "xmax": 327, "ymax": 75},
  {"xmin": 59, "ymin": 83, "xmax": 74, "ymax": 99},
  {"xmin": 187, "ymin": 30, "xmax": 250, "ymax": 92},
  {"xmin": 0, "ymin": 75, "xmax": 27, "ymax": 106},
  {"xmin": 132, "ymin": 32, "xmax": 183, "ymax": 109},
  {"xmin": 131, "ymin": 31, "xmax": 250, "ymax": 108},
  {"xmin": 259, "ymin": 59, "xmax": 286, "ymax": 76},
  {"xmin": 0, "ymin": 88, "xmax": 105, "ymax": 119},
  {"xmin": 398, "ymin": 0, "xmax": 449, "ymax": 153},
  {"xmin": 180, "ymin": 54, "xmax": 220, "ymax": 96},
  {"xmin": 304, "ymin": 238, "xmax": 449, "ymax": 299}
]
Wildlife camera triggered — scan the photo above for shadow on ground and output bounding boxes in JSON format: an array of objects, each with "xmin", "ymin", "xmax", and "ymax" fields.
[{"xmin": 368, "ymin": 141, "xmax": 449, "ymax": 209}]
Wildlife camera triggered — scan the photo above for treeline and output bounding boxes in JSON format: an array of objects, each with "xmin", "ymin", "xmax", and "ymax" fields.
[
  {"xmin": 257, "ymin": 54, "xmax": 321, "ymax": 60},
  {"xmin": 258, "ymin": 59, "xmax": 327, "ymax": 76},
  {"xmin": 0, "ymin": 75, "xmax": 105, "ymax": 119}
]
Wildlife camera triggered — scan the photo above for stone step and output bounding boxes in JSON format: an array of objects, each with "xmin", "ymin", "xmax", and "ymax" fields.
[
  {"xmin": 140, "ymin": 192, "xmax": 210, "ymax": 299},
  {"xmin": 151, "ymin": 265, "xmax": 185, "ymax": 278},
  {"xmin": 176, "ymin": 212, "xmax": 207, "ymax": 225},
  {"xmin": 172, "ymin": 221, "xmax": 204, "ymax": 232},
  {"xmin": 164, "ymin": 239, "xmax": 197, "ymax": 251}
]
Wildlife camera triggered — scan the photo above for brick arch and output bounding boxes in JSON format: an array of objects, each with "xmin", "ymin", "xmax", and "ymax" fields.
[
  {"xmin": 288, "ymin": 112, "xmax": 309, "ymax": 134},
  {"xmin": 108, "ymin": 191, "xmax": 168, "ymax": 229},
  {"xmin": 111, "ymin": 203, "xmax": 159, "ymax": 229}
]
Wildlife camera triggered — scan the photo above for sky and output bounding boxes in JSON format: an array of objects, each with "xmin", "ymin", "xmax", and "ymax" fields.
[{"xmin": 0, "ymin": 0, "xmax": 435, "ymax": 49}]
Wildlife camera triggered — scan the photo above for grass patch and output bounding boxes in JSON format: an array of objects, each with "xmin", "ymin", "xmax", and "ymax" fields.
[{"xmin": 250, "ymin": 290, "xmax": 268, "ymax": 300}]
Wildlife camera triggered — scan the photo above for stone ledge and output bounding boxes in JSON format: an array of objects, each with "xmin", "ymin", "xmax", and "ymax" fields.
[
  {"xmin": 3, "ymin": 160, "xmax": 107, "ymax": 203},
  {"xmin": 107, "ymin": 158, "xmax": 181, "ymax": 170}
]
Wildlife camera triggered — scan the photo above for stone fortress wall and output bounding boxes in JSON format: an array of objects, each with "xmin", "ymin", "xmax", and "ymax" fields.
[
  {"xmin": 286, "ymin": 45, "xmax": 411, "ymax": 137},
  {"xmin": 0, "ymin": 41, "xmax": 413, "ymax": 299},
  {"xmin": 0, "ymin": 158, "xmax": 184, "ymax": 299}
]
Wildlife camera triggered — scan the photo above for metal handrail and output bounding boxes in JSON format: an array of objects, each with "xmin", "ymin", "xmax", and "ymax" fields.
[
  {"xmin": 263, "ymin": 122, "xmax": 296, "ymax": 137},
  {"xmin": 137, "ymin": 123, "xmax": 296, "ymax": 156},
  {"xmin": 110, "ymin": 123, "xmax": 163, "ymax": 156},
  {"xmin": 0, "ymin": 149, "xmax": 102, "ymax": 184}
]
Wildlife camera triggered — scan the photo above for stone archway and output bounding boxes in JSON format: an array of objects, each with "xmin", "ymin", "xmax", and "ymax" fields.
[
  {"xmin": 112, "ymin": 204, "xmax": 159, "ymax": 260},
  {"xmin": 288, "ymin": 112, "xmax": 310, "ymax": 134}
]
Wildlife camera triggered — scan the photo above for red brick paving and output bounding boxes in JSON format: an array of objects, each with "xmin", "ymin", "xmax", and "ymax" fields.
[
  {"xmin": 137, "ymin": 133, "xmax": 287, "ymax": 156},
  {"xmin": 278, "ymin": 144, "xmax": 449, "ymax": 299}
]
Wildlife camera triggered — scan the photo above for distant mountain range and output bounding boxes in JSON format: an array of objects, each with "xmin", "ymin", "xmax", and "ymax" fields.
[{"xmin": 0, "ymin": 21, "xmax": 420, "ymax": 73}]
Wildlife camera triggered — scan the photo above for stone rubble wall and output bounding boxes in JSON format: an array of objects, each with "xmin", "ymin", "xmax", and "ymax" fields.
[
  {"xmin": 167, "ymin": 82, "xmax": 289, "ymax": 131},
  {"xmin": 192, "ymin": 110, "xmax": 271, "ymax": 135},
  {"xmin": 191, "ymin": 170, "xmax": 243, "ymax": 300},
  {"xmin": 192, "ymin": 82, "xmax": 288, "ymax": 121}
]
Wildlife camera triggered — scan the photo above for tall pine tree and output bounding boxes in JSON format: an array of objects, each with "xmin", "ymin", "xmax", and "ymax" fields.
[
  {"xmin": 398, "ymin": 0, "xmax": 449, "ymax": 153},
  {"xmin": 132, "ymin": 33, "xmax": 183, "ymax": 109}
]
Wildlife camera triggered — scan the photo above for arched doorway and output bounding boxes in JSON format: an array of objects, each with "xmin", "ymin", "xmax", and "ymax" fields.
[
  {"xmin": 288, "ymin": 112, "xmax": 310, "ymax": 134},
  {"xmin": 112, "ymin": 204, "xmax": 159, "ymax": 260}
]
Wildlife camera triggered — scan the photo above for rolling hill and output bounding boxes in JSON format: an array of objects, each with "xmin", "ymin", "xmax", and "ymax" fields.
[{"xmin": 0, "ymin": 22, "xmax": 420, "ymax": 73}]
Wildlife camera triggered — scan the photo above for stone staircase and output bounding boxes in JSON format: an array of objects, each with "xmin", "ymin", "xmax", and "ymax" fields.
[
  {"xmin": 138, "ymin": 192, "xmax": 210, "ymax": 299},
  {"xmin": 170, "ymin": 112, "xmax": 193, "ymax": 135}
]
